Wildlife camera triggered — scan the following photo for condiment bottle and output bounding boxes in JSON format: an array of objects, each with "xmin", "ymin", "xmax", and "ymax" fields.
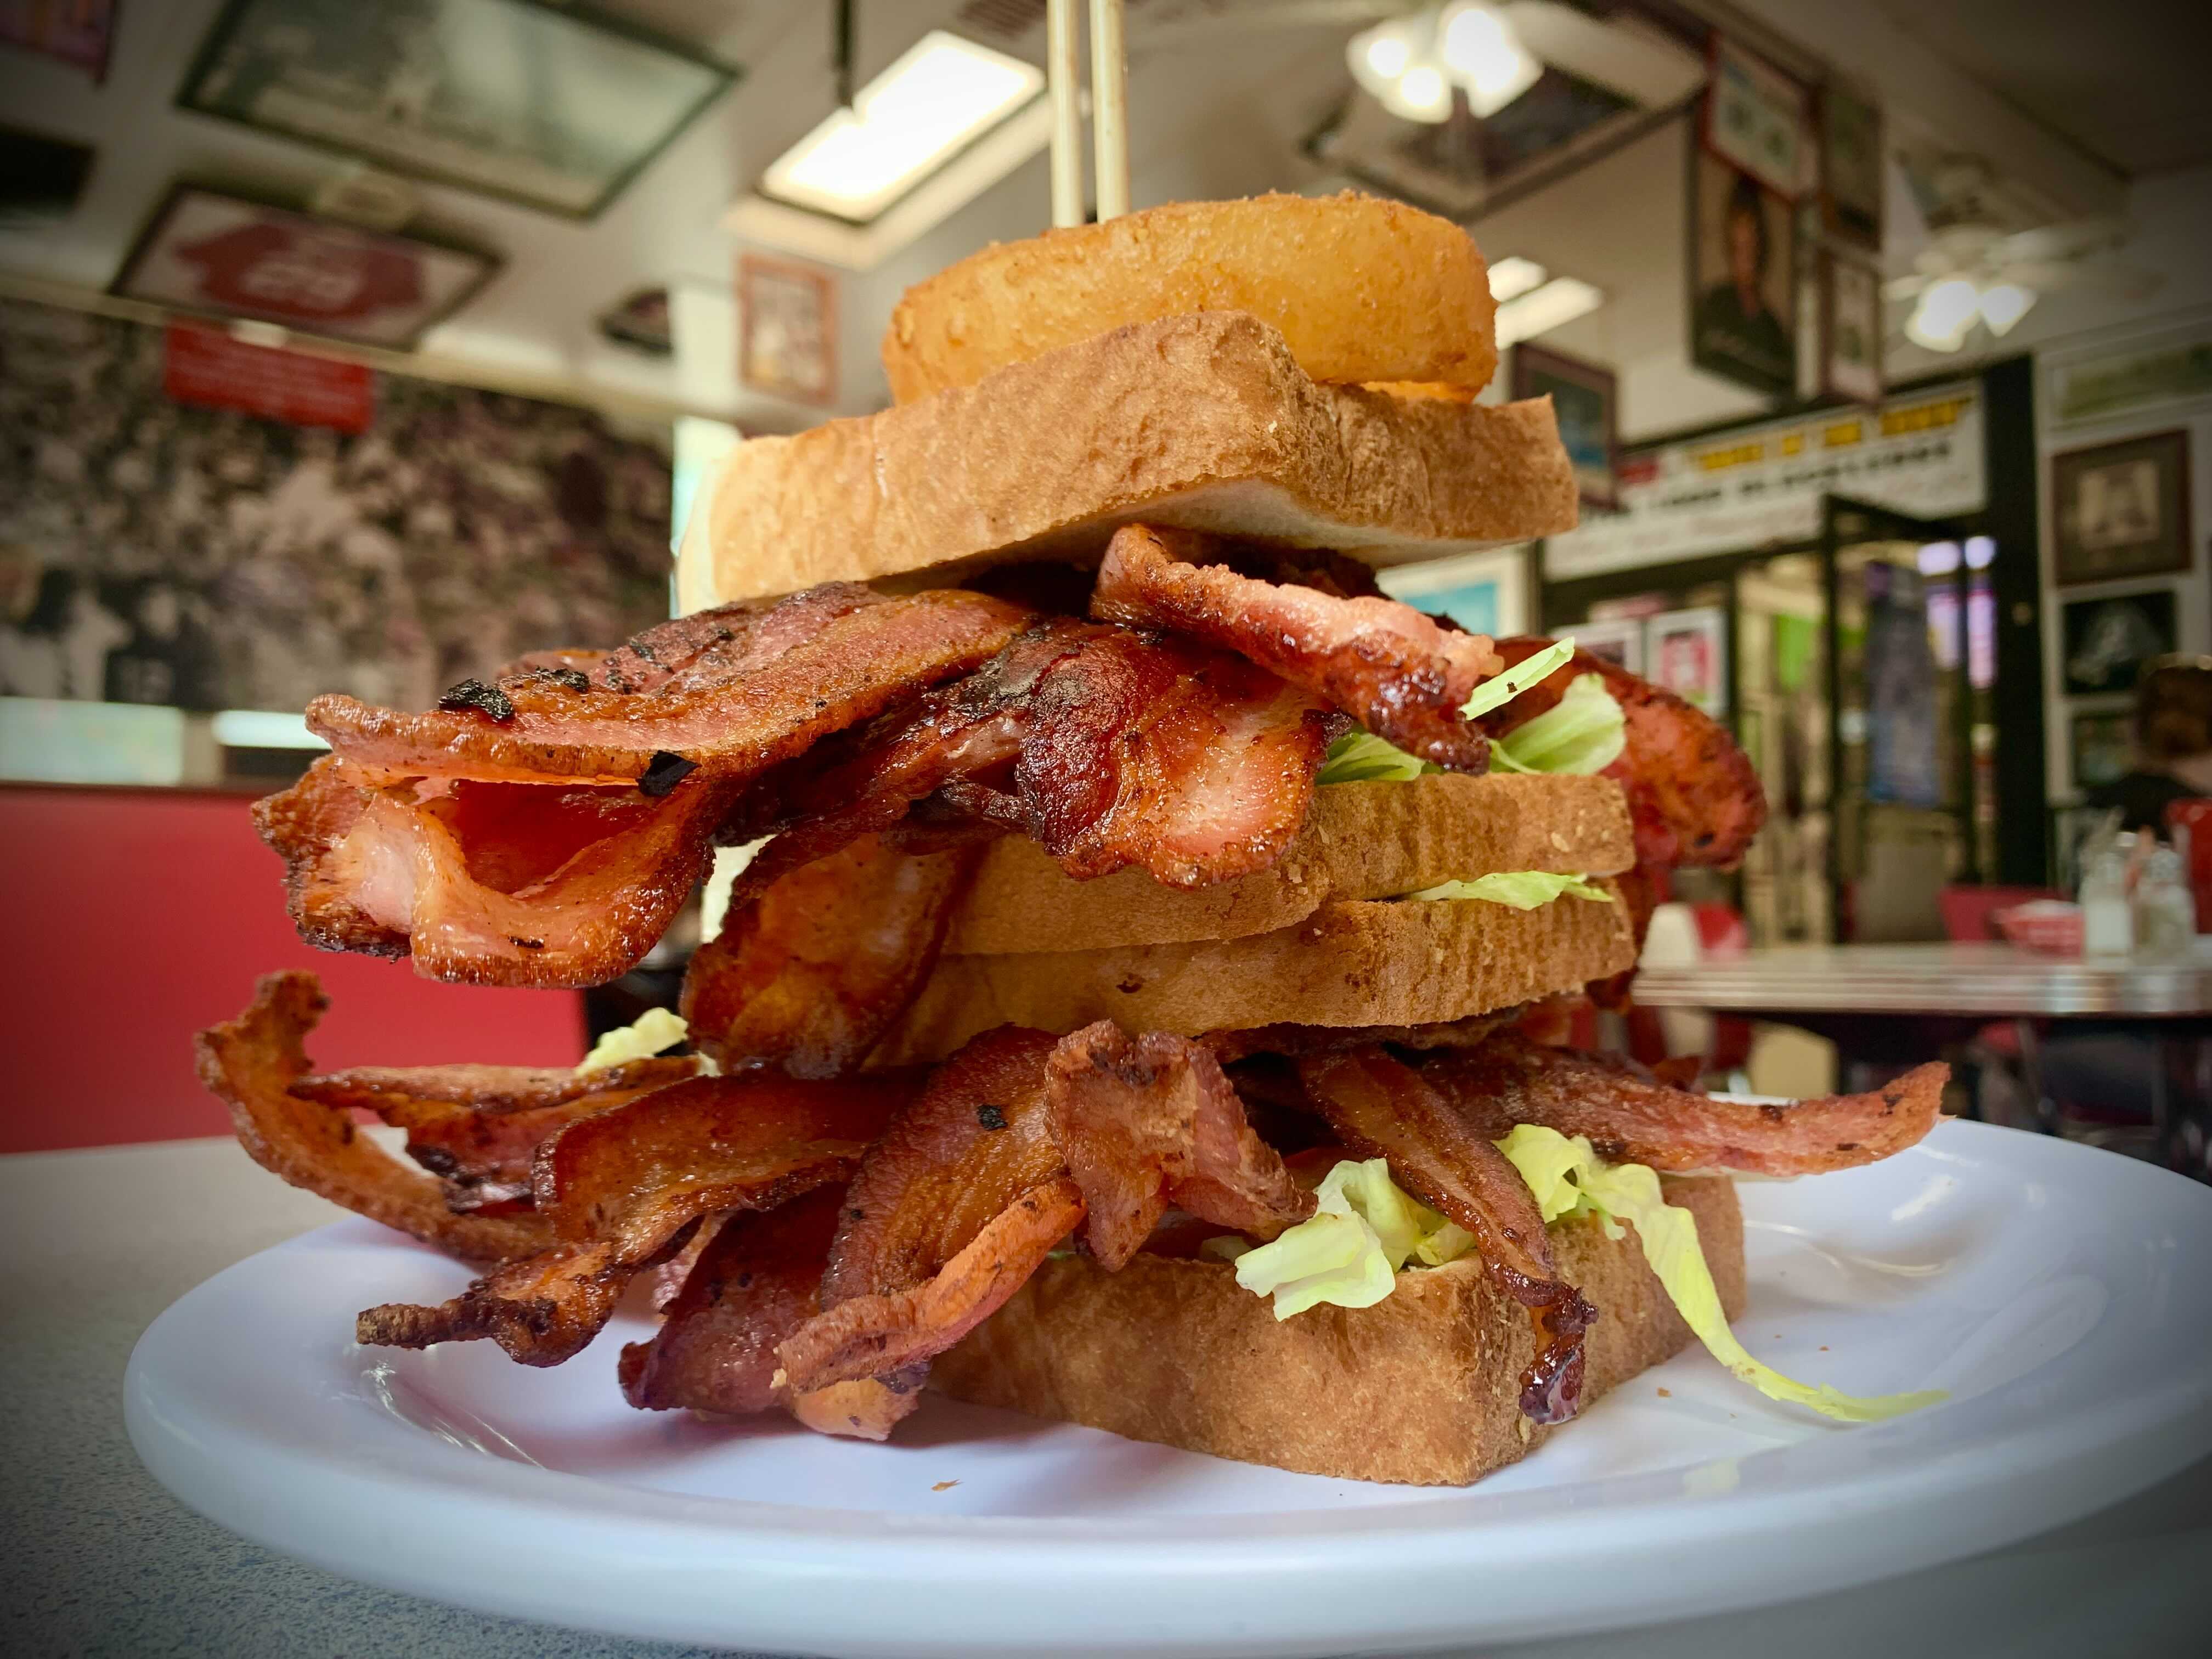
[
  {"xmin": 2132, "ymin": 844, "xmax": 2196, "ymax": 962},
  {"xmin": 2080, "ymin": 844, "xmax": 2134, "ymax": 958}
]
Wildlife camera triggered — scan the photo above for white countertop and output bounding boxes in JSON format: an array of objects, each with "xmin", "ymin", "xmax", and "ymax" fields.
[
  {"xmin": 1634, "ymin": 940, "xmax": 2212, "ymax": 1017},
  {"xmin": 4, "ymin": 1135, "xmax": 2206, "ymax": 1658}
]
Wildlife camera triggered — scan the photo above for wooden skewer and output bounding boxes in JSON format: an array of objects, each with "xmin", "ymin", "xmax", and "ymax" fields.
[
  {"xmin": 1046, "ymin": 0, "xmax": 1084, "ymax": 228},
  {"xmin": 1087, "ymin": 0, "xmax": 1130, "ymax": 221}
]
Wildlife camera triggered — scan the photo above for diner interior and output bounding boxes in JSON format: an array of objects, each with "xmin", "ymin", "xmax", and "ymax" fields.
[{"xmin": 3, "ymin": 2, "xmax": 2210, "ymax": 1656}]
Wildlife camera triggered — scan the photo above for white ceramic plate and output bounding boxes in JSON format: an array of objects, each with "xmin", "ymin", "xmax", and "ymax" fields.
[{"xmin": 127, "ymin": 1121, "xmax": 2212, "ymax": 1659}]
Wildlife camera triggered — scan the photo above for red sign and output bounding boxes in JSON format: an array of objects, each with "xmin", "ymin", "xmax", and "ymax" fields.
[{"xmin": 162, "ymin": 324, "xmax": 374, "ymax": 434}]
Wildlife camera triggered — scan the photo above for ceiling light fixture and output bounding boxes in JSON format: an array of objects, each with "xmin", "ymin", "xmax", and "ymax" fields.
[
  {"xmin": 1902, "ymin": 275, "xmax": 2038, "ymax": 353},
  {"xmin": 1975, "ymin": 282, "xmax": 2035, "ymax": 336},
  {"xmin": 1486, "ymin": 255, "xmax": 1548, "ymax": 303},
  {"xmin": 1347, "ymin": 4, "xmax": 1541, "ymax": 126},
  {"xmin": 1494, "ymin": 275, "xmax": 1602, "ymax": 347},
  {"xmin": 759, "ymin": 31, "xmax": 1045, "ymax": 224}
]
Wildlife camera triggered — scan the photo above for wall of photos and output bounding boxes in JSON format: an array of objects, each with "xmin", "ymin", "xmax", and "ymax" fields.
[
  {"xmin": 0, "ymin": 297, "xmax": 673, "ymax": 730},
  {"xmin": 2038, "ymin": 310, "xmax": 2212, "ymax": 806}
]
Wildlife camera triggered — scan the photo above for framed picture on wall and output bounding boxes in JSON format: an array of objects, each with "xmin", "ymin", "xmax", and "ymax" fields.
[
  {"xmin": 1819, "ymin": 248, "xmax": 1883, "ymax": 405},
  {"xmin": 1818, "ymin": 80, "xmax": 1883, "ymax": 252},
  {"xmin": 2051, "ymin": 430, "xmax": 2193, "ymax": 585},
  {"xmin": 1512, "ymin": 343, "xmax": 1618, "ymax": 509},
  {"xmin": 2061, "ymin": 589, "xmax": 2178, "ymax": 695},
  {"xmin": 1376, "ymin": 546, "xmax": 1529, "ymax": 636},
  {"xmin": 111, "ymin": 184, "xmax": 500, "ymax": 350},
  {"xmin": 1703, "ymin": 37, "xmax": 1810, "ymax": 199},
  {"xmin": 1646, "ymin": 606, "xmax": 1729, "ymax": 715},
  {"xmin": 2069, "ymin": 709, "xmax": 2134, "ymax": 792},
  {"xmin": 176, "ymin": 0, "xmax": 737, "ymax": 219},
  {"xmin": 1568, "ymin": 616, "xmax": 1646, "ymax": 675},
  {"xmin": 0, "ymin": 0, "xmax": 118, "ymax": 80},
  {"xmin": 738, "ymin": 254, "xmax": 837, "ymax": 407},
  {"xmin": 1688, "ymin": 144, "xmax": 1798, "ymax": 398}
]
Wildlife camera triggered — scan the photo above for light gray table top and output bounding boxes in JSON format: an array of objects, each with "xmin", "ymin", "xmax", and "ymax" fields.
[
  {"xmin": 4, "ymin": 1135, "xmax": 2206, "ymax": 1659},
  {"xmin": 1634, "ymin": 940, "xmax": 2212, "ymax": 1018}
]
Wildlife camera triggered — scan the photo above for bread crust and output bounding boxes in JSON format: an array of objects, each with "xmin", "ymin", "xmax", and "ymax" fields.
[
  {"xmin": 881, "ymin": 193, "xmax": 1499, "ymax": 404},
  {"xmin": 683, "ymin": 313, "xmax": 1578, "ymax": 605},
  {"xmin": 934, "ymin": 1175, "xmax": 1745, "ymax": 1485},
  {"xmin": 877, "ymin": 887, "xmax": 1638, "ymax": 1065},
  {"xmin": 945, "ymin": 772, "xmax": 1636, "ymax": 955}
]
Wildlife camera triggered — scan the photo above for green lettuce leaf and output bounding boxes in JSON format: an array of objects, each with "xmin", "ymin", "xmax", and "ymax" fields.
[
  {"xmin": 1407, "ymin": 871, "xmax": 1615, "ymax": 908},
  {"xmin": 576, "ymin": 1007, "xmax": 689, "ymax": 1074},
  {"xmin": 1489, "ymin": 674, "xmax": 1625, "ymax": 776},
  {"xmin": 1494, "ymin": 1125, "xmax": 1948, "ymax": 1423},
  {"xmin": 1317, "ymin": 729, "xmax": 1434, "ymax": 785},
  {"xmin": 1459, "ymin": 637, "xmax": 1575, "ymax": 719},
  {"xmin": 1227, "ymin": 1157, "xmax": 1474, "ymax": 1318}
]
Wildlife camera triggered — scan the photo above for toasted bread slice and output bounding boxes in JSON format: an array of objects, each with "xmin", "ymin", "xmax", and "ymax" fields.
[
  {"xmin": 945, "ymin": 772, "xmax": 1635, "ymax": 956},
  {"xmin": 935, "ymin": 1174, "xmax": 1743, "ymax": 1485},
  {"xmin": 875, "ymin": 884, "xmax": 1636, "ymax": 1065},
  {"xmin": 677, "ymin": 312, "xmax": 1577, "ymax": 609}
]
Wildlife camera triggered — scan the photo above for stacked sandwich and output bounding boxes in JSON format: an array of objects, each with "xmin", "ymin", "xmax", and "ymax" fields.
[{"xmin": 201, "ymin": 194, "xmax": 1946, "ymax": 1487}]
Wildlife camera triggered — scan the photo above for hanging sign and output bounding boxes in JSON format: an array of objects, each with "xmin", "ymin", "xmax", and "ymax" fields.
[{"xmin": 162, "ymin": 323, "xmax": 375, "ymax": 433}]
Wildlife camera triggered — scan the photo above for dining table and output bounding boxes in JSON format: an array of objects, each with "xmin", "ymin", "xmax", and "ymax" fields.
[
  {"xmin": 3, "ymin": 1130, "xmax": 2207, "ymax": 1658},
  {"xmin": 1633, "ymin": 939, "xmax": 2212, "ymax": 1178}
]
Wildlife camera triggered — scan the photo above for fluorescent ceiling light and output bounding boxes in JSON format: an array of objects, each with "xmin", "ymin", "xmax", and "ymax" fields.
[
  {"xmin": 1487, "ymin": 255, "xmax": 1547, "ymax": 303},
  {"xmin": 211, "ymin": 710, "xmax": 326, "ymax": 749},
  {"xmin": 1495, "ymin": 275, "xmax": 1602, "ymax": 347},
  {"xmin": 1438, "ymin": 4, "xmax": 1541, "ymax": 118},
  {"xmin": 760, "ymin": 31, "xmax": 1044, "ymax": 224}
]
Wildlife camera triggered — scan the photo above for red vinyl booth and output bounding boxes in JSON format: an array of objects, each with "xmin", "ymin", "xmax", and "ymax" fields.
[{"xmin": 0, "ymin": 786, "xmax": 585, "ymax": 1154}]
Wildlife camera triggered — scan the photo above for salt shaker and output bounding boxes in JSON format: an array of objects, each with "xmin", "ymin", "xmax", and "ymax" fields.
[
  {"xmin": 2080, "ymin": 843, "xmax": 2133, "ymax": 958},
  {"xmin": 2132, "ymin": 844, "xmax": 2196, "ymax": 962}
]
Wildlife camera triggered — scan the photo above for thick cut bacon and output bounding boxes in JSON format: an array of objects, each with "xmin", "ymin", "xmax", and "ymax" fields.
[
  {"xmin": 619, "ymin": 1186, "xmax": 847, "ymax": 1415},
  {"xmin": 1481, "ymin": 638, "xmax": 1767, "ymax": 868},
  {"xmin": 195, "ymin": 973, "xmax": 550, "ymax": 1265},
  {"xmin": 1091, "ymin": 524, "xmax": 1500, "ymax": 771},
  {"xmin": 1422, "ymin": 1032, "xmax": 1949, "ymax": 1175},
  {"xmin": 258, "ymin": 756, "xmax": 727, "ymax": 987},
  {"xmin": 294, "ymin": 1057, "xmax": 695, "ymax": 1187},
  {"xmin": 307, "ymin": 586, "xmax": 1032, "ymax": 786},
  {"xmin": 1047, "ymin": 1022, "xmax": 1312, "ymax": 1270},
  {"xmin": 355, "ymin": 1071, "xmax": 916, "ymax": 1367},
  {"xmin": 775, "ymin": 1029, "xmax": 1079, "ymax": 1422},
  {"xmin": 1296, "ymin": 1048, "xmax": 1595, "ymax": 1425},
  {"xmin": 682, "ymin": 834, "xmax": 981, "ymax": 1078}
]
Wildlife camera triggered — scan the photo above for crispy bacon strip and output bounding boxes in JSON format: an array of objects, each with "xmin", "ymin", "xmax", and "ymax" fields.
[
  {"xmin": 307, "ymin": 586, "xmax": 1032, "ymax": 786},
  {"xmin": 1047, "ymin": 1021, "xmax": 1312, "ymax": 1270},
  {"xmin": 775, "ymin": 1029, "xmax": 1079, "ymax": 1421},
  {"xmin": 356, "ymin": 1071, "xmax": 917, "ymax": 1367},
  {"xmin": 1091, "ymin": 524, "xmax": 1500, "ymax": 770},
  {"xmin": 681, "ymin": 834, "xmax": 980, "ymax": 1078},
  {"xmin": 195, "ymin": 973, "xmax": 549, "ymax": 1265},
  {"xmin": 1296, "ymin": 1047, "xmax": 1595, "ymax": 1425},
  {"xmin": 619, "ymin": 1186, "xmax": 847, "ymax": 1415},
  {"xmin": 1481, "ymin": 638, "xmax": 1767, "ymax": 869},
  {"xmin": 1423, "ymin": 1032, "xmax": 1950, "ymax": 1175},
  {"xmin": 294, "ymin": 1057, "xmax": 695, "ymax": 1187},
  {"xmin": 257, "ymin": 756, "xmax": 727, "ymax": 987}
]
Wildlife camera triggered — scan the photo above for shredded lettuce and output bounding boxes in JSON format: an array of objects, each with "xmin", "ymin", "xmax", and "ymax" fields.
[
  {"xmin": 1460, "ymin": 637, "xmax": 1575, "ymax": 719},
  {"xmin": 1488, "ymin": 674, "xmax": 1625, "ymax": 776},
  {"xmin": 1229, "ymin": 1158, "xmax": 1474, "ymax": 1318},
  {"xmin": 1495, "ymin": 1125, "xmax": 1948, "ymax": 1423},
  {"xmin": 576, "ymin": 1007, "xmax": 689, "ymax": 1074},
  {"xmin": 1407, "ymin": 871, "xmax": 1615, "ymax": 908},
  {"xmin": 1317, "ymin": 729, "xmax": 1434, "ymax": 785}
]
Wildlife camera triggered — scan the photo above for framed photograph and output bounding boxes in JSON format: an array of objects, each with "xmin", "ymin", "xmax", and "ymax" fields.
[
  {"xmin": 176, "ymin": 0, "xmax": 737, "ymax": 220},
  {"xmin": 738, "ymin": 254, "xmax": 836, "ymax": 407},
  {"xmin": 1819, "ymin": 248, "xmax": 1883, "ymax": 405},
  {"xmin": 1704, "ymin": 37, "xmax": 1810, "ymax": 199},
  {"xmin": 1512, "ymin": 343, "xmax": 1618, "ymax": 510},
  {"xmin": 2062, "ymin": 589, "xmax": 2178, "ymax": 695},
  {"xmin": 1568, "ymin": 616, "xmax": 1646, "ymax": 676},
  {"xmin": 1378, "ymin": 547, "xmax": 1529, "ymax": 637},
  {"xmin": 111, "ymin": 184, "xmax": 500, "ymax": 351},
  {"xmin": 1819, "ymin": 80, "xmax": 1883, "ymax": 252},
  {"xmin": 2070, "ymin": 710, "xmax": 2134, "ymax": 792},
  {"xmin": 0, "ymin": 0, "xmax": 117, "ymax": 80},
  {"xmin": 2051, "ymin": 430, "xmax": 2193, "ymax": 586},
  {"xmin": 1647, "ymin": 606, "xmax": 1728, "ymax": 716},
  {"xmin": 1689, "ymin": 145, "xmax": 1798, "ymax": 398}
]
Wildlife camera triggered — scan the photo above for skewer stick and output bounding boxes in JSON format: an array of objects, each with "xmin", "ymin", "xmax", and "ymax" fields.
[
  {"xmin": 1046, "ymin": 0, "xmax": 1084, "ymax": 228},
  {"xmin": 1087, "ymin": 0, "xmax": 1130, "ymax": 221}
]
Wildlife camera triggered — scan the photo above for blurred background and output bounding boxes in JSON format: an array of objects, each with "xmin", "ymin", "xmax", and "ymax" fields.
[{"xmin": 2, "ymin": 0, "xmax": 2209, "ymax": 1164}]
